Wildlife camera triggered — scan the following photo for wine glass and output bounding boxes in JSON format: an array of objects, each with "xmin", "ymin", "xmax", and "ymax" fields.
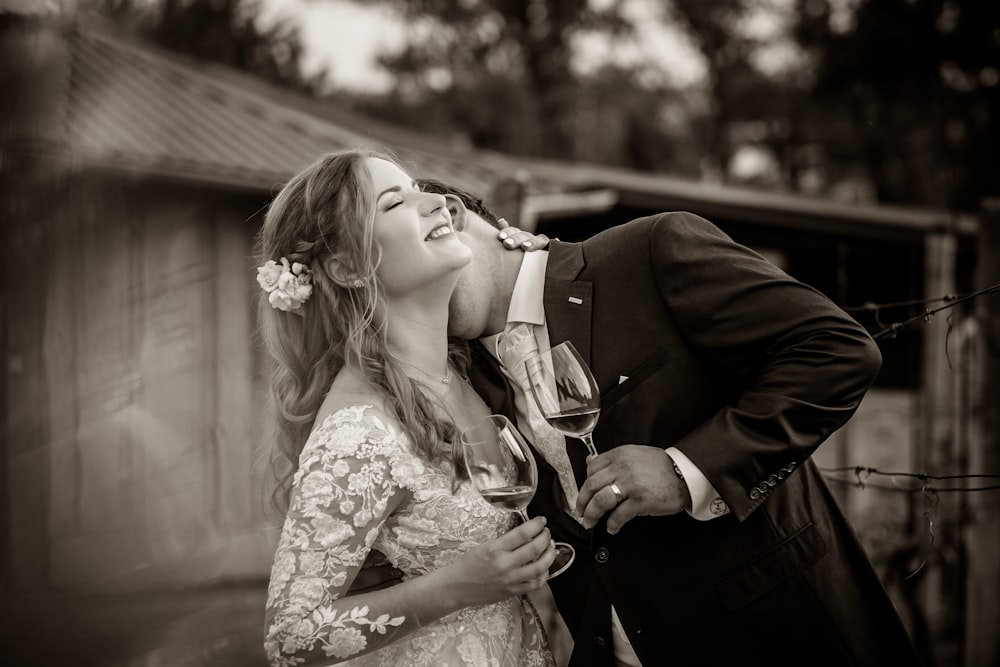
[
  {"xmin": 524, "ymin": 341, "xmax": 601, "ymax": 457},
  {"xmin": 460, "ymin": 414, "xmax": 575, "ymax": 579}
]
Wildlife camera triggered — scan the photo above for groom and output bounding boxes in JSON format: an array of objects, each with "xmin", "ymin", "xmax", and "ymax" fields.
[{"xmin": 427, "ymin": 180, "xmax": 922, "ymax": 667}]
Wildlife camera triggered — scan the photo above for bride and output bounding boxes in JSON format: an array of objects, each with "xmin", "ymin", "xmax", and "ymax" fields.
[{"xmin": 256, "ymin": 148, "xmax": 557, "ymax": 666}]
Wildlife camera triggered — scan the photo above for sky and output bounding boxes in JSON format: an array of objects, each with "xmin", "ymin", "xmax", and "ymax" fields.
[
  {"xmin": 258, "ymin": 0, "xmax": 408, "ymax": 92},
  {"xmin": 257, "ymin": 0, "xmax": 713, "ymax": 93}
]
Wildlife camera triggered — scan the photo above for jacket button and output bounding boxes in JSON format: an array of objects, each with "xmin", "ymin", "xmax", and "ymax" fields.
[
  {"xmin": 749, "ymin": 488, "xmax": 761, "ymax": 500},
  {"xmin": 766, "ymin": 474, "xmax": 778, "ymax": 486},
  {"xmin": 594, "ymin": 636, "xmax": 607, "ymax": 649},
  {"xmin": 595, "ymin": 547, "xmax": 610, "ymax": 564}
]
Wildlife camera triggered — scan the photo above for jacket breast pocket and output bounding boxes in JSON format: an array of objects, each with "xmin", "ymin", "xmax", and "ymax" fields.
[
  {"xmin": 596, "ymin": 347, "xmax": 718, "ymax": 448},
  {"xmin": 601, "ymin": 348, "xmax": 670, "ymax": 409},
  {"xmin": 715, "ymin": 521, "xmax": 828, "ymax": 610}
]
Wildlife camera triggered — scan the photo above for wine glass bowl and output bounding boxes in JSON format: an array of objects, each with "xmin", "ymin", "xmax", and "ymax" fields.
[
  {"xmin": 460, "ymin": 416, "xmax": 536, "ymax": 520},
  {"xmin": 524, "ymin": 341, "xmax": 601, "ymax": 457},
  {"xmin": 460, "ymin": 415, "xmax": 575, "ymax": 578}
]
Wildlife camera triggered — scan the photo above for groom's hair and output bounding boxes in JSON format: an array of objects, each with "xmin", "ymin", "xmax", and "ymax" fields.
[{"xmin": 417, "ymin": 178, "xmax": 503, "ymax": 229}]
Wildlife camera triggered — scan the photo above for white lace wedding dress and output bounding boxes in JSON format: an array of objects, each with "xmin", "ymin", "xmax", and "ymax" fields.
[{"xmin": 264, "ymin": 404, "xmax": 555, "ymax": 667}]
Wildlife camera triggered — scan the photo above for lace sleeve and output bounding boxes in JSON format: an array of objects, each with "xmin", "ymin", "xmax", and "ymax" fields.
[{"xmin": 264, "ymin": 406, "xmax": 428, "ymax": 666}]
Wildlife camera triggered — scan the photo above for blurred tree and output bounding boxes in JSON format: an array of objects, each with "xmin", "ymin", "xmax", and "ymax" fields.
[
  {"xmin": 570, "ymin": 64, "xmax": 709, "ymax": 176},
  {"xmin": 654, "ymin": 0, "xmax": 757, "ymax": 182},
  {"xmin": 653, "ymin": 0, "xmax": 854, "ymax": 195},
  {"xmin": 793, "ymin": 0, "xmax": 1000, "ymax": 209},
  {"xmin": 353, "ymin": 0, "xmax": 632, "ymax": 160},
  {"xmin": 76, "ymin": 0, "xmax": 315, "ymax": 92}
]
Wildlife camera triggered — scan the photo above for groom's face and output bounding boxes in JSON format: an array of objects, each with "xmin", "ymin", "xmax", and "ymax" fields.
[{"xmin": 448, "ymin": 209, "xmax": 511, "ymax": 340}]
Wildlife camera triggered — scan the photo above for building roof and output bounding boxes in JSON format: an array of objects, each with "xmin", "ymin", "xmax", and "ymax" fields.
[
  {"xmin": 3, "ymin": 15, "xmax": 536, "ymax": 197},
  {"xmin": 516, "ymin": 157, "xmax": 979, "ymax": 237}
]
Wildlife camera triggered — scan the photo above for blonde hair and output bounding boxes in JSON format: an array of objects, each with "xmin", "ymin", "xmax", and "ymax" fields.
[{"xmin": 255, "ymin": 148, "xmax": 464, "ymax": 512}]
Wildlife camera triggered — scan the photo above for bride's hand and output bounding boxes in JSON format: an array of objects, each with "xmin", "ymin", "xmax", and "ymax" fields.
[
  {"xmin": 445, "ymin": 516, "xmax": 555, "ymax": 607},
  {"xmin": 497, "ymin": 218, "xmax": 550, "ymax": 252}
]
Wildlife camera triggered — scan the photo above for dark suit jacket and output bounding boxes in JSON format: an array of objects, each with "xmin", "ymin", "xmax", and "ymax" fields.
[{"xmin": 469, "ymin": 213, "xmax": 922, "ymax": 667}]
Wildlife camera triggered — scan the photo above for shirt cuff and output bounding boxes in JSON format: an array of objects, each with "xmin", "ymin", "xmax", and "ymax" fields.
[{"xmin": 665, "ymin": 447, "xmax": 730, "ymax": 521}]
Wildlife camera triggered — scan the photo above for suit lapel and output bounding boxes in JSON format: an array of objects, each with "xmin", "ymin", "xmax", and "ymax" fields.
[
  {"xmin": 543, "ymin": 241, "xmax": 593, "ymax": 365},
  {"xmin": 542, "ymin": 241, "xmax": 598, "ymax": 486}
]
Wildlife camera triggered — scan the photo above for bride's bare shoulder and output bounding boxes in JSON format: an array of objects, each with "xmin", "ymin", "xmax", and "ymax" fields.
[{"xmin": 314, "ymin": 367, "xmax": 394, "ymax": 430}]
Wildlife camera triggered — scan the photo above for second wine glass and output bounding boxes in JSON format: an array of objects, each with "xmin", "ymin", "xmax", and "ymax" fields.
[
  {"xmin": 460, "ymin": 414, "xmax": 575, "ymax": 579},
  {"xmin": 524, "ymin": 340, "xmax": 601, "ymax": 457}
]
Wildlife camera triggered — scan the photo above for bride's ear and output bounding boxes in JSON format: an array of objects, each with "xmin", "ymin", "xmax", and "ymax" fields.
[{"xmin": 321, "ymin": 252, "xmax": 365, "ymax": 288}]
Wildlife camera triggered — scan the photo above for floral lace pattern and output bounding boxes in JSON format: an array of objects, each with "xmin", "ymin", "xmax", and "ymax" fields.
[{"xmin": 265, "ymin": 405, "xmax": 555, "ymax": 666}]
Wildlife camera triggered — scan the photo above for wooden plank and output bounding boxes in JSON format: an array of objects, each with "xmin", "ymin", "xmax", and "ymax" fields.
[
  {"xmin": 964, "ymin": 201, "xmax": 1000, "ymax": 667},
  {"xmin": 46, "ymin": 182, "xmax": 82, "ymax": 539},
  {"xmin": 917, "ymin": 231, "xmax": 962, "ymax": 666},
  {"xmin": 3, "ymin": 180, "xmax": 53, "ymax": 591},
  {"xmin": 49, "ymin": 181, "xmax": 147, "ymax": 587},
  {"xmin": 213, "ymin": 213, "xmax": 256, "ymax": 528},
  {"xmin": 134, "ymin": 194, "xmax": 215, "ymax": 583}
]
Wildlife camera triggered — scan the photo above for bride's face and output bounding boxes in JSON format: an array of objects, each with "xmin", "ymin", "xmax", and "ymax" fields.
[{"xmin": 365, "ymin": 158, "xmax": 471, "ymax": 295}]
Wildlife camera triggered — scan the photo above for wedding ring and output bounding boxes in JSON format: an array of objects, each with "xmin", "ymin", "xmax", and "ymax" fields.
[{"xmin": 609, "ymin": 482, "xmax": 624, "ymax": 504}]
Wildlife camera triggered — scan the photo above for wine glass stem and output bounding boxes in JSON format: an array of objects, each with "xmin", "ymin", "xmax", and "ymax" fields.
[
  {"xmin": 516, "ymin": 509, "xmax": 530, "ymax": 523},
  {"xmin": 581, "ymin": 433, "xmax": 599, "ymax": 458}
]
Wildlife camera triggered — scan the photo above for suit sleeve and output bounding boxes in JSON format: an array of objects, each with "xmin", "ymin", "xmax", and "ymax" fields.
[{"xmin": 648, "ymin": 212, "xmax": 882, "ymax": 520}]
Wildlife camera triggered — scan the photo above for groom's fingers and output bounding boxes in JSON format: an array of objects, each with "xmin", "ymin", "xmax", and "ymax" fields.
[
  {"xmin": 576, "ymin": 466, "xmax": 616, "ymax": 520},
  {"xmin": 606, "ymin": 500, "xmax": 640, "ymax": 536},
  {"xmin": 578, "ymin": 481, "xmax": 621, "ymax": 529},
  {"xmin": 579, "ymin": 445, "xmax": 684, "ymax": 531}
]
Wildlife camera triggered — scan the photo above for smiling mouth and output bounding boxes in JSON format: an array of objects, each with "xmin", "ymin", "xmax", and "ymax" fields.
[{"xmin": 425, "ymin": 224, "xmax": 452, "ymax": 241}]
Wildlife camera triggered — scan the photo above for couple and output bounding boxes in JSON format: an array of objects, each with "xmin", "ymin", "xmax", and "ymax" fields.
[{"xmin": 257, "ymin": 148, "xmax": 923, "ymax": 666}]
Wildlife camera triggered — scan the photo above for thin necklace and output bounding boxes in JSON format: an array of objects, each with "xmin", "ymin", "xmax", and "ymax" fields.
[{"xmin": 403, "ymin": 360, "xmax": 452, "ymax": 386}]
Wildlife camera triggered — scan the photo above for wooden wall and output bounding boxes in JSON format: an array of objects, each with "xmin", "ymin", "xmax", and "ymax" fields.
[{"xmin": 2, "ymin": 169, "xmax": 278, "ymax": 594}]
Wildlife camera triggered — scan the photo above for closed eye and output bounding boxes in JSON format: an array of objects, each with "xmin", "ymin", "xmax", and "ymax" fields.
[{"xmin": 378, "ymin": 182, "xmax": 419, "ymax": 212}]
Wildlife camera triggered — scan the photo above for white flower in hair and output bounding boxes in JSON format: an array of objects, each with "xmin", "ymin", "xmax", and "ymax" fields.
[{"xmin": 257, "ymin": 257, "xmax": 313, "ymax": 313}]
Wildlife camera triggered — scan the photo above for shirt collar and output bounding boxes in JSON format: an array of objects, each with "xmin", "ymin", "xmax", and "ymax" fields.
[{"xmin": 505, "ymin": 250, "xmax": 548, "ymax": 326}]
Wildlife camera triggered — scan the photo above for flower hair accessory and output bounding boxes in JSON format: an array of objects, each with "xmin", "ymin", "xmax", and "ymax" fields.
[{"xmin": 257, "ymin": 257, "xmax": 313, "ymax": 313}]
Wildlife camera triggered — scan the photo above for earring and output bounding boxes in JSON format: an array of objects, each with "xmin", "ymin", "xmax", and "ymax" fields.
[{"xmin": 352, "ymin": 278, "xmax": 364, "ymax": 288}]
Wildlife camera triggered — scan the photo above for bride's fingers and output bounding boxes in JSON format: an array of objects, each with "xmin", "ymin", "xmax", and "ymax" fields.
[
  {"xmin": 494, "ymin": 516, "xmax": 548, "ymax": 550},
  {"xmin": 510, "ymin": 530, "xmax": 554, "ymax": 568},
  {"xmin": 513, "ymin": 537, "xmax": 557, "ymax": 579},
  {"xmin": 497, "ymin": 225, "xmax": 548, "ymax": 251}
]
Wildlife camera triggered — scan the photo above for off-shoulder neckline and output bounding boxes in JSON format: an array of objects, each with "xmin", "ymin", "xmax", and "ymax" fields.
[{"xmin": 315, "ymin": 403, "xmax": 381, "ymax": 429}]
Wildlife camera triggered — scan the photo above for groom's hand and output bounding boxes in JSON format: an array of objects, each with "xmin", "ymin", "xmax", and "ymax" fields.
[{"xmin": 576, "ymin": 445, "xmax": 691, "ymax": 535}]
